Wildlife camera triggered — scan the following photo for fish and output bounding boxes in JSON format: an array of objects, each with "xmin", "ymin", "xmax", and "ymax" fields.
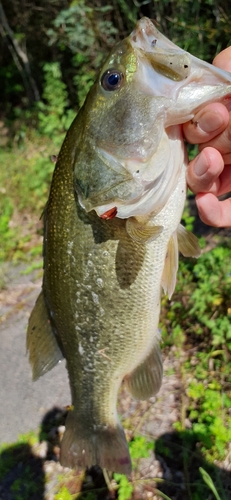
[{"xmin": 27, "ymin": 17, "xmax": 231, "ymax": 475}]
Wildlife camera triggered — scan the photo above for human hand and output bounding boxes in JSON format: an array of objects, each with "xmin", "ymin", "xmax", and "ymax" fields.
[{"xmin": 183, "ymin": 47, "xmax": 231, "ymax": 227}]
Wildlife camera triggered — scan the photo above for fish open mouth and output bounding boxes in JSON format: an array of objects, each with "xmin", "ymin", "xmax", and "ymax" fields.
[
  {"xmin": 75, "ymin": 17, "xmax": 231, "ymax": 222},
  {"xmin": 131, "ymin": 18, "xmax": 191, "ymax": 82},
  {"xmin": 130, "ymin": 17, "xmax": 231, "ymax": 110}
]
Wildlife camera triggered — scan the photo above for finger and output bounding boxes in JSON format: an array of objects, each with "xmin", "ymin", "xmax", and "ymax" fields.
[
  {"xmin": 196, "ymin": 192, "xmax": 231, "ymax": 227},
  {"xmin": 213, "ymin": 47, "xmax": 231, "ymax": 72},
  {"xmin": 186, "ymin": 147, "xmax": 224, "ymax": 194},
  {"xmin": 199, "ymin": 114, "xmax": 231, "ymax": 156},
  {"xmin": 215, "ymin": 163, "xmax": 231, "ymax": 196},
  {"xmin": 183, "ymin": 103, "xmax": 229, "ymax": 144},
  {"xmin": 183, "ymin": 46, "xmax": 231, "ymax": 145}
]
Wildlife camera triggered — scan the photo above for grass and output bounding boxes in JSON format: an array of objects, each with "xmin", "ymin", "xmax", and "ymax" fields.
[{"xmin": 0, "ymin": 135, "xmax": 56, "ymax": 264}]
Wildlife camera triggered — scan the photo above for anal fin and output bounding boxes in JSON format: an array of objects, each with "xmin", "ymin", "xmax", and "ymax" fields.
[
  {"xmin": 124, "ymin": 340, "xmax": 163, "ymax": 400},
  {"xmin": 27, "ymin": 291, "xmax": 63, "ymax": 380}
]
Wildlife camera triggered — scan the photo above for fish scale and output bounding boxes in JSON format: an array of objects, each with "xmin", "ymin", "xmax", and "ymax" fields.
[{"xmin": 27, "ymin": 17, "xmax": 231, "ymax": 474}]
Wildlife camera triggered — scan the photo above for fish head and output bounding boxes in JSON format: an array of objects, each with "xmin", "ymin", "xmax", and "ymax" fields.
[{"xmin": 74, "ymin": 17, "xmax": 231, "ymax": 219}]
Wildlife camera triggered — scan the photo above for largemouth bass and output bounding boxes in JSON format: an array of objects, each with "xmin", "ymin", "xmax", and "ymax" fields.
[{"xmin": 27, "ymin": 17, "xmax": 231, "ymax": 475}]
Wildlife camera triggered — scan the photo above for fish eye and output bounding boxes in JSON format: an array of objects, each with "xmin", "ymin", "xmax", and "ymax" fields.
[{"xmin": 101, "ymin": 69, "xmax": 124, "ymax": 91}]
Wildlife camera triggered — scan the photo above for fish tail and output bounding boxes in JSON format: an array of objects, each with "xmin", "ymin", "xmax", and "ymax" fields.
[{"xmin": 60, "ymin": 410, "xmax": 132, "ymax": 475}]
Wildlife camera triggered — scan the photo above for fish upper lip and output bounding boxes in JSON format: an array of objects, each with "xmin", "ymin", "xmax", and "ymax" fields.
[
  {"xmin": 131, "ymin": 17, "xmax": 160, "ymax": 45},
  {"xmin": 129, "ymin": 18, "xmax": 193, "ymax": 101},
  {"xmin": 130, "ymin": 17, "xmax": 231, "ymax": 113},
  {"xmin": 131, "ymin": 17, "xmax": 185, "ymax": 55}
]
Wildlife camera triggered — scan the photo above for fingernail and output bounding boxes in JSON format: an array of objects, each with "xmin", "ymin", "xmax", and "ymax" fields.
[
  {"xmin": 198, "ymin": 111, "xmax": 224, "ymax": 133},
  {"xmin": 194, "ymin": 153, "xmax": 208, "ymax": 176}
]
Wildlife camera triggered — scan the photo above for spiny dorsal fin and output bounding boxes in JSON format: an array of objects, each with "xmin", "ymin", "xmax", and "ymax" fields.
[
  {"xmin": 126, "ymin": 217, "xmax": 163, "ymax": 244},
  {"xmin": 161, "ymin": 231, "xmax": 178, "ymax": 299},
  {"xmin": 177, "ymin": 223, "xmax": 201, "ymax": 257},
  {"xmin": 124, "ymin": 338, "xmax": 163, "ymax": 400},
  {"xmin": 27, "ymin": 291, "xmax": 63, "ymax": 380}
]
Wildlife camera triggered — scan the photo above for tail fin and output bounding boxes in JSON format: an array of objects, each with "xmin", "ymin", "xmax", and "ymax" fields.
[{"xmin": 60, "ymin": 410, "xmax": 131, "ymax": 475}]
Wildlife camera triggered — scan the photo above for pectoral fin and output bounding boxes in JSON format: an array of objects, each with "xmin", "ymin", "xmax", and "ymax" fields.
[
  {"xmin": 27, "ymin": 292, "xmax": 63, "ymax": 380},
  {"xmin": 161, "ymin": 231, "xmax": 178, "ymax": 299},
  {"xmin": 124, "ymin": 340, "xmax": 163, "ymax": 400},
  {"xmin": 177, "ymin": 224, "xmax": 201, "ymax": 257},
  {"xmin": 126, "ymin": 217, "xmax": 163, "ymax": 244}
]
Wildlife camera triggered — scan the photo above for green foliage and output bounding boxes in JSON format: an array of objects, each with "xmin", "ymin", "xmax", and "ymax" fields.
[
  {"xmin": 54, "ymin": 485, "xmax": 75, "ymax": 500},
  {"xmin": 160, "ymin": 234, "xmax": 231, "ymax": 482},
  {"xmin": 0, "ymin": 135, "xmax": 54, "ymax": 263},
  {"xmin": 181, "ymin": 197, "xmax": 196, "ymax": 232},
  {"xmin": 0, "ymin": 196, "xmax": 16, "ymax": 261},
  {"xmin": 157, "ymin": 235, "xmax": 231, "ymax": 500},
  {"xmin": 162, "ymin": 240, "xmax": 231, "ymax": 356},
  {"xmin": 147, "ymin": 0, "xmax": 231, "ymax": 62},
  {"xmin": 200, "ymin": 467, "xmax": 222, "ymax": 500},
  {"xmin": 129, "ymin": 435, "xmax": 153, "ymax": 461},
  {"xmin": 186, "ymin": 382, "xmax": 231, "ymax": 460},
  {"xmin": 114, "ymin": 474, "xmax": 133, "ymax": 500},
  {"xmin": 47, "ymin": 1, "xmax": 118, "ymax": 106},
  {"xmin": 47, "ymin": 3, "xmax": 117, "ymax": 53},
  {"xmin": 115, "ymin": 0, "xmax": 142, "ymax": 29},
  {"xmin": 16, "ymin": 430, "xmax": 39, "ymax": 447},
  {"xmin": 72, "ymin": 55, "xmax": 96, "ymax": 107},
  {"xmin": 114, "ymin": 435, "xmax": 153, "ymax": 499},
  {"xmin": 37, "ymin": 62, "xmax": 76, "ymax": 142},
  {"xmin": 1, "ymin": 0, "xmax": 231, "ymax": 119},
  {"xmin": 189, "ymin": 245, "xmax": 231, "ymax": 345}
]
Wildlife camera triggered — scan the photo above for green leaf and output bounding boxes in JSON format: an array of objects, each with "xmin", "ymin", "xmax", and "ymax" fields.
[
  {"xmin": 199, "ymin": 468, "xmax": 222, "ymax": 500},
  {"xmin": 154, "ymin": 490, "xmax": 173, "ymax": 500},
  {"xmin": 114, "ymin": 474, "xmax": 133, "ymax": 500}
]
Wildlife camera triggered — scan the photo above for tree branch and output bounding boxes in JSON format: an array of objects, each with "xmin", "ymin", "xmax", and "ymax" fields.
[{"xmin": 0, "ymin": 1, "xmax": 40, "ymax": 103}]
